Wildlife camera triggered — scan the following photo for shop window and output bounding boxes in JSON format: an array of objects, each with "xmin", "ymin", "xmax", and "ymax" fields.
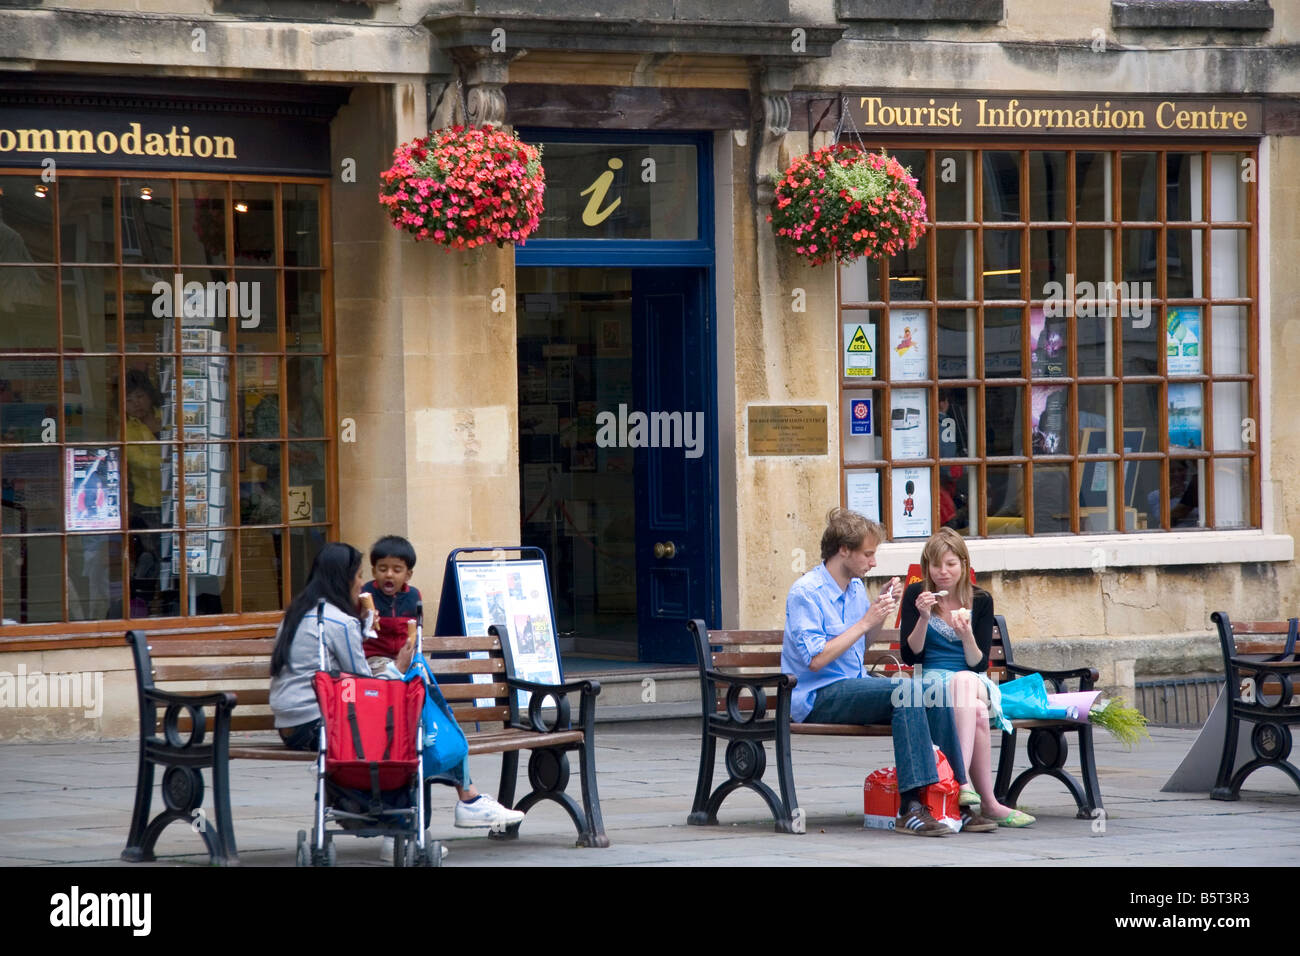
[
  {"xmin": 839, "ymin": 146, "xmax": 1257, "ymax": 539},
  {"xmin": 0, "ymin": 172, "xmax": 331, "ymax": 627}
]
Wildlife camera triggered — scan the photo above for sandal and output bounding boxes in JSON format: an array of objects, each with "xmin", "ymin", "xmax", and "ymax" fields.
[
  {"xmin": 958, "ymin": 786, "xmax": 980, "ymax": 808},
  {"xmin": 994, "ymin": 809, "xmax": 1036, "ymax": 828}
]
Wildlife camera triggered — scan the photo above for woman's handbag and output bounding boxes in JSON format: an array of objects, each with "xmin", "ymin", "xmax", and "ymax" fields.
[{"xmin": 403, "ymin": 650, "xmax": 470, "ymax": 779}]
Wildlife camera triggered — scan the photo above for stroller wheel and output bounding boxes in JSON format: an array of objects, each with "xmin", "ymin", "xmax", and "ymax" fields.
[
  {"xmin": 295, "ymin": 830, "xmax": 309, "ymax": 868},
  {"xmin": 420, "ymin": 841, "xmax": 443, "ymax": 868},
  {"xmin": 326, "ymin": 839, "xmax": 337, "ymax": 867},
  {"xmin": 392, "ymin": 834, "xmax": 407, "ymax": 868}
]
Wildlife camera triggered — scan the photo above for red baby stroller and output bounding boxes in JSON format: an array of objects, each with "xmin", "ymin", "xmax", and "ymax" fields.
[{"xmin": 295, "ymin": 600, "xmax": 443, "ymax": 867}]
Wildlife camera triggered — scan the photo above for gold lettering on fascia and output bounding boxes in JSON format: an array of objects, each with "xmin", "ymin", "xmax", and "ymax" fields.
[
  {"xmin": 855, "ymin": 96, "xmax": 1252, "ymax": 133},
  {"xmin": 0, "ymin": 122, "xmax": 237, "ymax": 159}
]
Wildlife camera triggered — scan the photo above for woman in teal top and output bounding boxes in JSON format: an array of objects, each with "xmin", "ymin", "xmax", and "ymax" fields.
[{"xmin": 899, "ymin": 528, "xmax": 1035, "ymax": 828}]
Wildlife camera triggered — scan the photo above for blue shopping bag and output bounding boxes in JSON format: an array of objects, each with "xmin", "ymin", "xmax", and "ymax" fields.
[
  {"xmin": 997, "ymin": 672, "xmax": 1073, "ymax": 721},
  {"xmin": 403, "ymin": 650, "xmax": 469, "ymax": 779}
]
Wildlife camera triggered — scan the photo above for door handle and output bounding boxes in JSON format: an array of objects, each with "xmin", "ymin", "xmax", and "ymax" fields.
[{"xmin": 653, "ymin": 541, "xmax": 677, "ymax": 560}]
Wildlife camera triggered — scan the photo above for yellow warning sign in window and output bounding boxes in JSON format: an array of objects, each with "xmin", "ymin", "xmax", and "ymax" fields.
[{"xmin": 847, "ymin": 326, "xmax": 872, "ymax": 353}]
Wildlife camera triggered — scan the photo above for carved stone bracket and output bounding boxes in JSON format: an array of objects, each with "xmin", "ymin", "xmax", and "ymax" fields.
[
  {"xmin": 753, "ymin": 65, "xmax": 794, "ymax": 207},
  {"xmin": 453, "ymin": 51, "xmax": 515, "ymax": 127}
]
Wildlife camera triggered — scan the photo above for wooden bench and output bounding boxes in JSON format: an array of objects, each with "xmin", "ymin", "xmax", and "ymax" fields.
[
  {"xmin": 1209, "ymin": 612, "xmax": 1300, "ymax": 801},
  {"xmin": 121, "ymin": 624, "xmax": 609, "ymax": 865},
  {"xmin": 687, "ymin": 615, "xmax": 1104, "ymax": 832}
]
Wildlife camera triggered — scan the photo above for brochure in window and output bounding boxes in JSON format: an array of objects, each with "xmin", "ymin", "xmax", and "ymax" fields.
[
  {"xmin": 843, "ymin": 322, "xmax": 876, "ymax": 378},
  {"xmin": 889, "ymin": 389, "xmax": 928, "ymax": 459},
  {"xmin": 1031, "ymin": 385, "xmax": 1068, "ymax": 455},
  {"xmin": 889, "ymin": 310, "xmax": 928, "ymax": 381},
  {"xmin": 1167, "ymin": 383, "xmax": 1203, "ymax": 449},
  {"xmin": 845, "ymin": 470, "xmax": 880, "ymax": 523},
  {"xmin": 66, "ymin": 448, "xmax": 121, "ymax": 531},
  {"xmin": 1029, "ymin": 307, "xmax": 1067, "ymax": 377},
  {"xmin": 1166, "ymin": 307, "xmax": 1202, "ymax": 375},
  {"xmin": 891, "ymin": 467, "xmax": 932, "ymax": 538}
]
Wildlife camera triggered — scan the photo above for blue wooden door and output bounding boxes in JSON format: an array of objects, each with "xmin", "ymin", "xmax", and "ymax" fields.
[{"xmin": 632, "ymin": 268, "xmax": 718, "ymax": 663}]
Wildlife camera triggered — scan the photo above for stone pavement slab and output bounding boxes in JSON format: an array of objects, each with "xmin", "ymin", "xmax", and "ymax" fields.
[{"xmin": 1, "ymin": 726, "xmax": 1298, "ymax": 866}]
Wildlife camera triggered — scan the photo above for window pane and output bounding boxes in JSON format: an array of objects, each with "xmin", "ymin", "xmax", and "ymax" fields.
[
  {"xmin": 889, "ymin": 241, "xmax": 928, "ymax": 301},
  {"xmin": 289, "ymin": 526, "xmax": 327, "ymax": 597},
  {"xmin": 841, "ymin": 256, "xmax": 882, "ymax": 303},
  {"xmin": 936, "ymin": 230, "xmax": 975, "ymax": 300},
  {"xmin": 175, "ymin": 268, "xmax": 233, "ymax": 352},
  {"xmin": 1129, "ymin": 459, "xmax": 1163, "ymax": 528},
  {"xmin": 123, "ymin": 267, "xmax": 173, "ymax": 353},
  {"xmin": 1122, "ymin": 228, "xmax": 1159, "ymax": 289},
  {"xmin": 886, "ymin": 309, "xmax": 929, "ymax": 382},
  {"xmin": 1, "ymin": 446, "xmax": 61, "ymax": 532},
  {"xmin": 232, "ymin": 183, "xmax": 276, "ymax": 265},
  {"xmin": 287, "ymin": 441, "xmax": 327, "ymax": 523},
  {"xmin": 841, "ymin": 311, "xmax": 880, "ymax": 380},
  {"xmin": 983, "ymin": 386, "xmax": 1023, "ymax": 456},
  {"xmin": 983, "ymin": 230, "xmax": 1021, "ymax": 299},
  {"xmin": 1031, "ymin": 384, "xmax": 1069, "ymax": 455},
  {"xmin": 1121, "ymin": 152, "xmax": 1158, "ymax": 221},
  {"xmin": 1211, "ymin": 305, "xmax": 1247, "ymax": 374},
  {"xmin": 1075, "ymin": 228, "xmax": 1114, "ymax": 294},
  {"xmin": 187, "ymin": 529, "xmax": 233, "ymax": 615},
  {"xmin": 1167, "ymin": 382, "xmax": 1203, "ymax": 450},
  {"xmin": 890, "ymin": 466, "xmax": 930, "ymax": 538},
  {"xmin": 940, "ymin": 464, "xmax": 975, "ymax": 536},
  {"xmin": 0, "ymin": 357, "xmax": 59, "ymax": 442},
  {"xmin": 62, "ymin": 266, "xmax": 118, "ymax": 352},
  {"xmin": 1080, "ymin": 462, "xmax": 1117, "ymax": 532},
  {"xmin": 0, "ymin": 267, "xmax": 57, "ymax": 349},
  {"xmin": 1213, "ymin": 457, "xmax": 1249, "ymax": 528},
  {"xmin": 937, "ymin": 309, "xmax": 975, "ymax": 379},
  {"xmin": 59, "ymin": 177, "xmax": 116, "ymax": 263},
  {"xmin": 286, "ymin": 271, "xmax": 324, "ymax": 351},
  {"xmin": 240, "ymin": 528, "xmax": 283, "ymax": 612},
  {"xmin": 121, "ymin": 179, "xmax": 173, "ymax": 264},
  {"xmin": 1077, "ymin": 313, "xmax": 1112, "ymax": 377},
  {"xmin": 1033, "ymin": 464, "xmax": 1071, "ymax": 532},
  {"xmin": 987, "ymin": 464, "xmax": 1024, "ymax": 535},
  {"xmin": 982, "ymin": 151, "xmax": 1021, "ymax": 223},
  {"xmin": 935, "ymin": 151, "xmax": 974, "ymax": 221},
  {"xmin": 938, "ymin": 386, "xmax": 975, "ymax": 458},
  {"xmin": 1210, "ymin": 152, "xmax": 1249, "ymax": 222},
  {"xmin": 1166, "ymin": 228, "xmax": 1201, "ymax": 298},
  {"xmin": 1078, "ymin": 385, "xmax": 1114, "ymax": 453},
  {"xmin": 1075, "ymin": 152, "xmax": 1112, "ymax": 221},
  {"xmin": 846, "ymin": 469, "xmax": 882, "ymax": 523},
  {"xmin": 1122, "ymin": 384, "xmax": 1159, "ymax": 444},
  {"xmin": 1212, "ymin": 382, "xmax": 1248, "ymax": 451},
  {"xmin": 69, "ymin": 533, "xmax": 123, "ymax": 620},
  {"xmin": 983, "ymin": 308, "xmax": 1022, "ymax": 379},
  {"xmin": 1029, "ymin": 151, "xmax": 1068, "ymax": 222},
  {"xmin": 0, "ymin": 174, "xmax": 55, "ymax": 262},
  {"xmin": 1030, "ymin": 229, "xmax": 1068, "ymax": 299},
  {"xmin": 179, "ymin": 181, "xmax": 228, "ymax": 266},
  {"xmin": 842, "ymin": 389, "xmax": 882, "ymax": 463},
  {"xmin": 126, "ymin": 440, "xmax": 174, "ymax": 531},
  {"xmin": 1210, "ymin": 229, "xmax": 1247, "ymax": 299},
  {"xmin": 64, "ymin": 357, "xmax": 120, "ymax": 442},
  {"xmin": 1122, "ymin": 311, "xmax": 1159, "ymax": 376},
  {"xmin": 128, "ymin": 531, "xmax": 180, "ymax": 618},
  {"xmin": 2, "ymin": 534, "xmax": 63, "ymax": 623},
  {"xmin": 1166, "ymin": 153, "xmax": 1202, "ymax": 222},
  {"xmin": 283, "ymin": 184, "xmax": 321, "ymax": 268},
  {"xmin": 1169, "ymin": 458, "xmax": 1204, "ymax": 528},
  {"xmin": 235, "ymin": 270, "xmax": 278, "ymax": 352}
]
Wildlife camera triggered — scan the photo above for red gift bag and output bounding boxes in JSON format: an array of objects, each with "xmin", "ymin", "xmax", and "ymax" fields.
[{"xmin": 863, "ymin": 746, "xmax": 961, "ymax": 832}]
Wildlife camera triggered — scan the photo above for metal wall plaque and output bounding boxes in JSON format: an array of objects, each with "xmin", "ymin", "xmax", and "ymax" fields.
[{"xmin": 747, "ymin": 405, "xmax": 829, "ymax": 457}]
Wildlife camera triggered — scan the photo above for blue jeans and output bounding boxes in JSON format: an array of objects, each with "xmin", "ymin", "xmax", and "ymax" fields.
[{"xmin": 806, "ymin": 676, "xmax": 967, "ymax": 794}]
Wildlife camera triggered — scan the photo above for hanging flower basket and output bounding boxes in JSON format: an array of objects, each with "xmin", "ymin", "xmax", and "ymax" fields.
[
  {"xmin": 767, "ymin": 145, "xmax": 927, "ymax": 267},
  {"xmin": 378, "ymin": 125, "xmax": 545, "ymax": 249}
]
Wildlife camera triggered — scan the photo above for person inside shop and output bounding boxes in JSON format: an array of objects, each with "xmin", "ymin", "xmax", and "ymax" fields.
[
  {"xmin": 898, "ymin": 527, "xmax": 1035, "ymax": 828},
  {"xmin": 125, "ymin": 369, "xmax": 171, "ymax": 616},
  {"xmin": 782, "ymin": 508, "xmax": 969, "ymax": 837},
  {"xmin": 269, "ymin": 542, "xmax": 526, "ymax": 859},
  {"xmin": 1148, "ymin": 458, "xmax": 1200, "ymax": 528}
]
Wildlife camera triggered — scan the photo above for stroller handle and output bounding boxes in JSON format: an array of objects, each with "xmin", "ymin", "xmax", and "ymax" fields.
[{"xmin": 316, "ymin": 599, "xmax": 327, "ymax": 672}]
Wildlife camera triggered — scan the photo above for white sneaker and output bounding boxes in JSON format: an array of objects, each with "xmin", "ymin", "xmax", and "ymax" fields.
[
  {"xmin": 379, "ymin": 836, "xmax": 394, "ymax": 863},
  {"xmin": 454, "ymin": 795, "xmax": 525, "ymax": 829}
]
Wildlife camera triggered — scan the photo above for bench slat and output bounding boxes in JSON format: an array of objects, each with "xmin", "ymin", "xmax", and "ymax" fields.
[
  {"xmin": 447, "ymin": 705, "xmax": 511, "ymax": 723},
  {"xmin": 440, "ymin": 683, "xmax": 508, "ymax": 701},
  {"xmin": 150, "ymin": 638, "xmax": 277, "ymax": 656},
  {"xmin": 1231, "ymin": 622, "xmax": 1294, "ymax": 635},
  {"xmin": 424, "ymin": 636, "xmax": 500, "ymax": 652},
  {"xmin": 155, "ymin": 661, "xmax": 270, "ymax": 681}
]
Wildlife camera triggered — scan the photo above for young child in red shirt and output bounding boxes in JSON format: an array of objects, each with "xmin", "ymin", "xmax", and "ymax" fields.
[{"xmin": 360, "ymin": 535, "xmax": 422, "ymax": 675}]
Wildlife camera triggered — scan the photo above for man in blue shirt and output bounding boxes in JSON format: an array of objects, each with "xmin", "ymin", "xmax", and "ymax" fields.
[{"xmin": 782, "ymin": 508, "xmax": 968, "ymax": 836}]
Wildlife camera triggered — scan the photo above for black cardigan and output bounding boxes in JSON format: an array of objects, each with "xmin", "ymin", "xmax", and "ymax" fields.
[{"xmin": 898, "ymin": 582, "xmax": 994, "ymax": 673}]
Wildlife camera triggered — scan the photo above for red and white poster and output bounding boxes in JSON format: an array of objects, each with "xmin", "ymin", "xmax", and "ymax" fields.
[{"xmin": 66, "ymin": 447, "xmax": 121, "ymax": 531}]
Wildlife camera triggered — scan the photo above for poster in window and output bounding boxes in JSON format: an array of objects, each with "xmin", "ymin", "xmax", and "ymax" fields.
[
  {"xmin": 1166, "ymin": 307, "xmax": 1202, "ymax": 375},
  {"xmin": 889, "ymin": 310, "xmax": 928, "ymax": 381},
  {"xmin": 845, "ymin": 470, "xmax": 880, "ymax": 523},
  {"xmin": 1167, "ymin": 383, "xmax": 1203, "ymax": 449},
  {"xmin": 850, "ymin": 398, "xmax": 873, "ymax": 436},
  {"xmin": 1029, "ymin": 307, "xmax": 1067, "ymax": 377},
  {"xmin": 843, "ymin": 322, "xmax": 876, "ymax": 378},
  {"xmin": 891, "ymin": 467, "xmax": 932, "ymax": 538},
  {"xmin": 1031, "ymin": 385, "xmax": 1068, "ymax": 455},
  {"xmin": 889, "ymin": 389, "xmax": 928, "ymax": 459},
  {"xmin": 65, "ymin": 448, "xmax": 121, "ymax": 531}
]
